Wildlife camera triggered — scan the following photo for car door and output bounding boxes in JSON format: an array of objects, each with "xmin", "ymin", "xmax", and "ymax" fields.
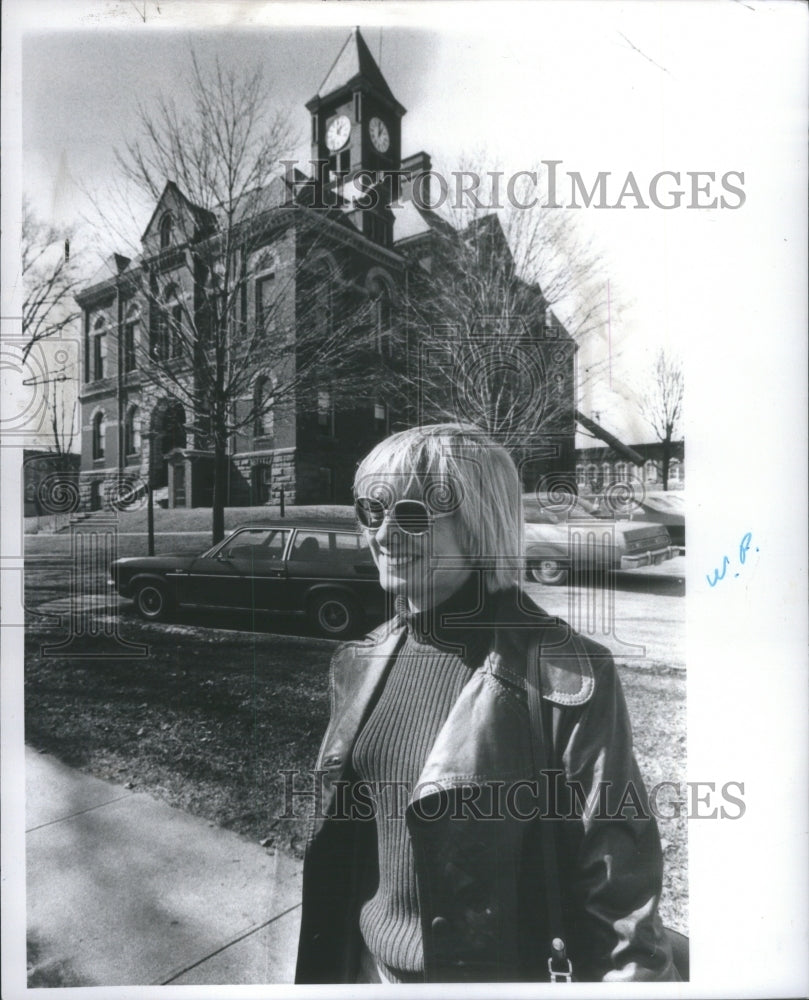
[
  {"xmin": 186, "ymin": 528, "xmax": 290, "ymax": 609},
  {"xmin": 330, "ymin": 529, "xmax": 386, "ymax": 619},
  {"xmin": 282, "ymin": 529, "xmax": 335, "ymax": 613}
]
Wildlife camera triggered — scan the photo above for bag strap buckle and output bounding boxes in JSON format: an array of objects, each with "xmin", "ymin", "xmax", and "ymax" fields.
[{"xmin": 548, "ymin": 938, "xmax": 573, "ymax": 983}]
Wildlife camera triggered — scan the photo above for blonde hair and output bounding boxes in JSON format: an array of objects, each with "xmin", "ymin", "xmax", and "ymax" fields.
[{"xmin": 354, "ymin": 423, "xmax": 523, "ymax": 593}]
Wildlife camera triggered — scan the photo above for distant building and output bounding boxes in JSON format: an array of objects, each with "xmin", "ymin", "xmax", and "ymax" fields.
[
  {"xmin": 76, "ymin": 28, "xmax": 575, "ymax": 509},
  {"xmin": 575, "ymin": 439, "xmax": 685, "ymax": 492}
]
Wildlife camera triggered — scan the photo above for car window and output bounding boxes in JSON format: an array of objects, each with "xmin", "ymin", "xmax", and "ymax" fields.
[
  {"xmin": 333, "ymin": 531, "xmax": 363, "ymax": 551},
  {"xmin": 220, "ymin": 528, "xmax": 288, "ymax": 561},
  {"xmin": 523, "ymin": 501, "xmax": 560, "ymax": 525},
  {"xmin": 290, "ymin": 530, "xmax": 332, "ymax": 560}
]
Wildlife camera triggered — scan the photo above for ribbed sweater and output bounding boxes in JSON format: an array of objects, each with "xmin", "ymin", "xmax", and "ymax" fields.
[{"xmin": 350, "ymin": 578, "xmax": 492, "ymax": 983}]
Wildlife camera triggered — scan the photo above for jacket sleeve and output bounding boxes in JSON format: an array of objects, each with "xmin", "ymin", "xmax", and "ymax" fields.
[{"xmin": 554, "ymin": 648, "xmax": 680, "ymax": 982}]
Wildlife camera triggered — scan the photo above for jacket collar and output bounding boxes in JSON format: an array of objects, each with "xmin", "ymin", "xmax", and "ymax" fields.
[{"xmin": 319, "ymin": 587, "xmax": 594, "ymax": 783}]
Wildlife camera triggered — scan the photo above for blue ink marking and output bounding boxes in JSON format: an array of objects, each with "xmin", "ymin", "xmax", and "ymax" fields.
[
  {"xmin": 707, "ymin": 532, "xmax": 758, "ymax": 588},
  {"xmin": 706, "ymin": 555, "xmax": 730, "ymax": 587}
]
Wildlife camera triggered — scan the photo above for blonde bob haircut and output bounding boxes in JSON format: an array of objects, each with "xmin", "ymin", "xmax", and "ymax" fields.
[{"xmin": 354, "ymin": 423, "xmax": 523, "ymax": 594}]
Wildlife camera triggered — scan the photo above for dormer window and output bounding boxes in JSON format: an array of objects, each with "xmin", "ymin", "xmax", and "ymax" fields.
[{"xmin": 159, "ymin": 213, "xmax": 174, "ymax": 249}]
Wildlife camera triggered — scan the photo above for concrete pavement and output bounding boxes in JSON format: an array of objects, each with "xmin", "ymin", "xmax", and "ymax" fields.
[{"xmin": 25, "ymin": 747, "xmax": 302, "ymax": 987}]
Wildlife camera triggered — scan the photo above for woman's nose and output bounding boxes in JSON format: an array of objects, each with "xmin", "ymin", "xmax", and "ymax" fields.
[{"xmin": 374, "ymin": 509, "xmax": 395, "ymax": 547}]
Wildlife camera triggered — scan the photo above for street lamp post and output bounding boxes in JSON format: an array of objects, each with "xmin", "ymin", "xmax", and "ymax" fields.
[
  {"xmin": 143, "ymin": 429, "xmax": 157, "ymax": 556},
  {"xmin": 147, "ymin": 473, "xmax": 155, "ymax": 556}
]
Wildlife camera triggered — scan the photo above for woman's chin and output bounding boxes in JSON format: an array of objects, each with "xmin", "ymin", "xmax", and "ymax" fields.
[{"xmin": 378, "ymin": 555, "xmax": 422, "ymax": 593}]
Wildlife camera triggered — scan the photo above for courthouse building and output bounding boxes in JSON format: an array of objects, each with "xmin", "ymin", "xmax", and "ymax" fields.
[{"xmin": 76, "ymin": 28, "xmax": 576, "ymax": 509}]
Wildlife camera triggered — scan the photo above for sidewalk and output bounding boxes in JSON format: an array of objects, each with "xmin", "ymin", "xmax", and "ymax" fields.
[{"xmin": 25, "ymin": 747, "xmax": 302, "ymax": 987}]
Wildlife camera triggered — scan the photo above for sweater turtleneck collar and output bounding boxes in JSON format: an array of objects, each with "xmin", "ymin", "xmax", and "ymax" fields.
[{"xmin": 393, "ymin": 573, "xmax": 496, "ymax": 663}]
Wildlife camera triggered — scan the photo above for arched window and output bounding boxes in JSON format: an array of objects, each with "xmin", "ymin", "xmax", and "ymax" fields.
[
  {"xmin": 602, "ymin": 461, "xmax": 612, "ymax": 486},
  {"xmin": 254, "ymin": 375, "xmax": 274, "ymax": 438},
  {"xmin": 92, "ymin": 316, "xmax": 107, "ymax": 380},
  {"xmin": 124, "ymin": 405, "xmax": 141, "ymax": 457},
  {"xmin": 615, "ymin": 461, "xmax": 629, "ymax": 482},
  {"xmin": 368, "ymin": 273, "xmax": 394, "ymax": 354},
  {"xmin": 311, "ymin": 262, "xmax": 334, "ymax": 339},
  {"xmin": 123, "ymin": 304, "xmax": 139, "ymax": 372},
  {"xmin": 669, "ymin": 459, "xmax": 682, "ymax": 483},
  {"xmin": 373, "ymin": 400, "xmax": 388, "ymax": 434},
  {"xmin": 645, "ymin": 459, "xmax": 659, "ymax": 484},
  {"xmin": 576, "ymin": 464, "xmax": 587, "ymax": 487},
  {"xmin": 92, "ymin": 412, "xmax": 106, "ymax": 460},
  {"xmin": 159, "ymin": 213, "xmax": 174, "ymax": 249},
  {"xmin": 586, "ymin": 463, "xmax": 599, "ymax": 490},
  {"xmin": 171, "ymin": 304, "xmax": 184, "ymax": 358},
  {"xmin": 255, "ymin": 273, "xmax": 276, "ymax": 341},
  {"xmin": 317, "ymin": 386, "xmax": 334, "ymax": 436},
  {"xmin": 162, "ymin": 284, "xmax": 183, "ymax": 359}
]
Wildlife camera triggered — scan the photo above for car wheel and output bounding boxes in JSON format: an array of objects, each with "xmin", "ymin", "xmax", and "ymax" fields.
[
  {"xmin": 528, "ymin": 560, "xmax": 568, "ymax": 586},
  {"xmin": 308, "ymin": 591, "xmax": 362, "ymax": 638},
  {"xmin": 134, "ymin": 580, "xmax": 173, "ymax": 621}
]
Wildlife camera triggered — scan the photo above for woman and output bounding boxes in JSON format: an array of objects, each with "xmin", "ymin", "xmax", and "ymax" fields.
[{"xmin": 295, "ymin": 423, "xmax": 678, "ymax": 983}]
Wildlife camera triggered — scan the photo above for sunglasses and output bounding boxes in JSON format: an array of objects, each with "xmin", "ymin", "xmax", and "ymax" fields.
[{"xmin": 354, "ymin": 497, "xmax": 454, "ymax": 536}]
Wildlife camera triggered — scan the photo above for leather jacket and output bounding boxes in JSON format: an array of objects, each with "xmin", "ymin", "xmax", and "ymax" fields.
[{"xmin": 295, "ymin": 588, "xmax": 678, "ymax": 983}]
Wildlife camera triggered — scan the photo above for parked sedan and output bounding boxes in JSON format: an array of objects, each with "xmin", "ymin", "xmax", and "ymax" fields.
[
  {"xmin": 110, "ymin": 517, "xmax": 387, "ymax": 637},
  {"xmin": 626, "ymin": 491, "xmax": 686, "ymax": 549},
  {"xmin": 523, "ymin": 493, "xmax": 675, "ymax": 585}
]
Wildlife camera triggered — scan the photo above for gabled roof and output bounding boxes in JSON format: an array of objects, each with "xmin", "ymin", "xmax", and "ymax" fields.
[
  {"xmin": 393, "ymin": 199, "xmax": 457, "ymax": 244},
  {"xmin": 310, "ymin": 27, "xmax": 403, "ymax": 111},
  {"xmin": 140, "ymin": 180, "xmax": 217, "ymax": 244},
  {"xmin": 84, "ymin": 252, "xmax": 132, "ymax": 288}
]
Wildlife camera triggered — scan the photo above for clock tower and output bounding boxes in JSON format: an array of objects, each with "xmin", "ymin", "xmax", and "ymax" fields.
[{"xmin": 306, "ymin": 27, "xmax": 406, "ymax": 244}]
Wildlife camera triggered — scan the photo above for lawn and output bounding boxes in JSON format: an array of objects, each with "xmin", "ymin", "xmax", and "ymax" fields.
[
  {"xmin": 25, "ymin": 503, "xmax": 356, "ymax": 537},
  {"xmin": 24, "ymin": 604, "xmax": 687, "ymax": 936}
]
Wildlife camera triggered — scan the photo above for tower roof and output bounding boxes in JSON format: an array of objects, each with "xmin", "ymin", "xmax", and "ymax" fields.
[{"xmin": 309, "ymin": 27, "xmax": 404, "ymax": 113}]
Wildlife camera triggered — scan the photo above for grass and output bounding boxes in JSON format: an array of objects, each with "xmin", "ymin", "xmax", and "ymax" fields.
[
  {"xmin": 24, "ymin": 608, "xmax": 687, "ymax": 936},
  {"xmin": 24, "ymin": 528, "xmax": 687, "ymax": 935},
  {"xmin": 25, "ymin": 611, "xmax": 333, "ymax": 855}
]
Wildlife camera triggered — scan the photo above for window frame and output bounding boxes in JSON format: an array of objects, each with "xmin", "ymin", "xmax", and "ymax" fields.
[
  {"xmin": 92, "ymin": 411, "xmax": 106, "ymax": 461},
  {"xmin": 91, "ymin": 317, "xmax": 106, "ymax": 381},
  {"xmin": 159, "ymin": 213, "xmax": 174, "ymax": 250},
  {"xmin": 253, "ymin": 374, "xmax": 275, "ymax": 439},
  {"xmin": 124, "ymin": 405, "xmax": 141, "ymax": 458}
]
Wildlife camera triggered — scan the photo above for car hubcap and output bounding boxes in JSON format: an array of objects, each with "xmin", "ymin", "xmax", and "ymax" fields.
[
  {"xmin": 319, "ymin": 600, "xmax": 349, "ymax": 632},
  {"xmin": 141, "ymin": 588, "xmax": 162, "ymax": 614}
]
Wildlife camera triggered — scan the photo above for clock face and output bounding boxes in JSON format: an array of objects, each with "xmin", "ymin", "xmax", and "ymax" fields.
[
  {"xmin": 369, "ymin": 116, "xmax": 390, "ymax": 153},
  {"xmin": 325, "ymin": 115, "xmax": 351, "ymax": 152}
]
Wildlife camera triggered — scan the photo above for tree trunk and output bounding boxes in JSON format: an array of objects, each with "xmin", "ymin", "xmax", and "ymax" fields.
[
  {"xmin": 211, "ymin": 436, "xmax": 228, "ymax": 544},
  {"xmin": 661, "ymin": 437, "xmax": 671, "ymax": 491}
]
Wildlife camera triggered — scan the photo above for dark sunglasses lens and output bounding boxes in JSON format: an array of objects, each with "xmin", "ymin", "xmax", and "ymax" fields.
[
  {"xmin": 356, "ymin": 498, "xmax": 385, "ymax": 528},
  {"xmin": 392, "ymin": 500, "xmax": 430, "ymax": 535}
]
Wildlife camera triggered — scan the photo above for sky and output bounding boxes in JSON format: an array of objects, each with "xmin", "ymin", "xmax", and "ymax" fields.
[{"xmin": 11, "ymin": 0, "xmax": 806, "ymax": 447}]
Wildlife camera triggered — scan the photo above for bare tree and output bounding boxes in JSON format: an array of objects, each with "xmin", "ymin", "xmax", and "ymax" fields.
[
  {"xmin": 97, "ymin": 51, "xmax": 383, "ymax": 542},
  {"xmin": 393, "ymin": 161, "xmax": 616, "ymax": 463},
  {"xmin": 641, "ymin": 348, "xmax": 683, "ymax": 490},
  {"xmin": 21, "ymin": 198, "xmax": 82, "ymax": 364},
  {"xmin": 47, "ymin": 371, "xmax": 79, "ymax": 464}
]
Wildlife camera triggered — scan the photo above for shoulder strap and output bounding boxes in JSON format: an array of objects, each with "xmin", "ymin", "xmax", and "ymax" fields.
[{"xmin": 527, "ymin": 635, "xmax": 573, "ymax": 983}]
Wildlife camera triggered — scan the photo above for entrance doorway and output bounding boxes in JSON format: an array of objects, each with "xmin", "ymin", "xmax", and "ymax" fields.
[{"xmin": 149, "ymin": 399, "xmax": 186, "ymax": 489}]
